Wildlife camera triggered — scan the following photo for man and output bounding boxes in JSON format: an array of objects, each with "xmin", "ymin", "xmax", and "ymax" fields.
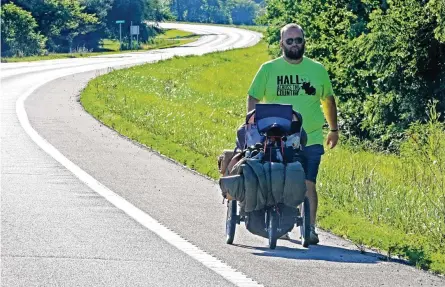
[{"xmin": 246, "ymin": 23, "xmax": 339, "ymax": 244}]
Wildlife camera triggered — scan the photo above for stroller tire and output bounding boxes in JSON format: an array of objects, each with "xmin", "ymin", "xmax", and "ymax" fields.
[
  {"xmin": 226, "ymin": 200, "xmax": 237, "ymax": 244},
  {"xmin": 300, "ymin": 197, "xmax": 311, "ymax": 248},
  {"xmin": 268, "ymin": 209, "xmax": 279, "ymax": 249}
]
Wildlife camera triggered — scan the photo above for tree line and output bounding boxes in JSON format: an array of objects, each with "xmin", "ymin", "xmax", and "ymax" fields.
[
  {"xmin": 0, "ymin": 0, "xmax": 264, "ymax": 57},
  {"xmin": 0, "ymin": 0, "xmax": 170, "ymax": 56},
  {"xmin": 259, "ymin": 0, "xmax": 445, "ymax": 150},
  {"xmin": 169, "ymin": 0, "xmax": 264, "ymax": 25}
]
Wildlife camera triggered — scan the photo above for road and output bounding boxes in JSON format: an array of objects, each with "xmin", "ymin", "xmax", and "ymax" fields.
[{"xmin": 1, "ymin": 23, "xmax": 443, "ymax": 287}]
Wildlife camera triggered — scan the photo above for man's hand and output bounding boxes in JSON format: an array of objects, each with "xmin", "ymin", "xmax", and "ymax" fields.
[{"xmin": 326, "ymin": 131, "xmax": 339, "ymax": 149}]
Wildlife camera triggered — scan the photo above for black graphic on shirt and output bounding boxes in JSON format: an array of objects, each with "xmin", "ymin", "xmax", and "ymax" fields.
[
  {"xmin": 276, "ymin": 75, "xmax": 316, "ymax": 96},
  {"xmin": 302, "ymin": 82, "xmax": 316, "ymax": 95}
]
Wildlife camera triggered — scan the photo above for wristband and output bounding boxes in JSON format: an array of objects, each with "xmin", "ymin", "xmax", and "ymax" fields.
[{"xmin": 330, "ymin": 129, "xmax": 338, "ymax": 132}]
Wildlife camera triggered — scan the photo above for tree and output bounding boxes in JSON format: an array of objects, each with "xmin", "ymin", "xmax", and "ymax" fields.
[
  {"xmin": 145, "ymin": 0, "xmax": 174, "ymax": 22},
  {"xmin": 106, "ymin": 0, "xmax": 169, "ymax": 46},
  {"xmin": 229, "ymin": 0, "xmax": 259, "ymax": 25},
  {"xmin": 202, "ymin": 0, "xmax": 231, "ymax": 24},
  {"xmin": 428, "ymin": 0, "xmax": 445, "ymax": 43},
  {"xmin": 0, "ymin": 3, "xmax": 46, "ymax": 56},
  {"xmin": 75, "ymin": 0, "xmax": 114, "ymax": 50},
  {"xmin": 260, "ymin": 0, "xmax": 445, "ymax": 150},
  {"xmin": 10, "ymin": 0, "xmax": 98, "ymax": 52},
  {"xmin": 170, "ymin": 0, "xmax": 188, "ymax": 21},
  {"xmin": 338, "ymin": 0, "xmax": 445, "ymax": 147},
  {"xmin": 186, "ymin": 0, "xmax": 205, "ymax": 22},
  {"xmin": 168, "ymin": 0, "xmax": 240, "ymax": 24}
]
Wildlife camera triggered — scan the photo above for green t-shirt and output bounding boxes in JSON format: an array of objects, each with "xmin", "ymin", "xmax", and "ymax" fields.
[{"xmin": 248, "ymin": 56, "xmax": 334, "ymax": 146}]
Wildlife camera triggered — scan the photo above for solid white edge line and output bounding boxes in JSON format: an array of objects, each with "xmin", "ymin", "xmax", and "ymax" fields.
[{"xmin": 16, "ymin": 79, "xmax": 263, "ymax": 286}]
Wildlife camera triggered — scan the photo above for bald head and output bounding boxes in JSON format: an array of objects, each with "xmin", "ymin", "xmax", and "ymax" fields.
[
  {"xmin": 280, "ymin": 23, "xmax": 305, "ymax": 40},
  {"xmin": 280, "ymin": 23, "xmax": 306, "ymax": 62}
]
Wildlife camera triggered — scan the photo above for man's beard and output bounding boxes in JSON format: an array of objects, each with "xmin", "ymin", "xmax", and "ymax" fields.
[{"xmin": 283, "ymin": 44, "xmax": 305, "ymax": 60}]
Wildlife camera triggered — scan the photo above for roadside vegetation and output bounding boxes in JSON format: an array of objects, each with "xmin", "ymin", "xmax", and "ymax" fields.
[
  {"xmin": 1, "ymin": 0, "xmax": 265, "ymax": 61},
  {"xmin": 80, "ymin": 40, "xmax": 445, "ymax": 274},
  {"xmin": 1, "ymin": 29, "xmax": 198, "ymax": 63},
  {"xmin": 141, "ymin": 29, "xmax": 198, "ymax": 49},
  {"xmin": 258, "ymin": 0, "xmax": 445, "ymax": 152}
]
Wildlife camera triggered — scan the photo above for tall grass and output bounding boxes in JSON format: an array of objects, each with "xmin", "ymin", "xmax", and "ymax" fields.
[
  {"xmin": 80, "ymin": 41, "xmax": 445, "ymax": 274},
  {"xmin": 318, "ymin": 108, "xmax": 445, "ymax": 270}
]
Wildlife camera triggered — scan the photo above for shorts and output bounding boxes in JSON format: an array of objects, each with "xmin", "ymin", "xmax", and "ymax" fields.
[{"xmin": 300, "ymin": 144, "xmax": 324, "ymax": 183}]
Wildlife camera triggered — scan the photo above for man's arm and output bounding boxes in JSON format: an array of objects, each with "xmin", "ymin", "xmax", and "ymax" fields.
[
  {"xmin": 321, "ymin": 95, "xmax": 339, "ymax": 149},
  {"xmin": 247, "ymin": 95, "xmax": 260, "ymax": 113},
  {"xmin": 247, "ymin": 64, "xmax": 266, "ymax": 113}
]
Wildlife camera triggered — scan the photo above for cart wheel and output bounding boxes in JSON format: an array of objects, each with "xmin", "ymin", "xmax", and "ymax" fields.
[
  {"xmin": 268, "ymin": 209, "xmax": 279, "ymax": 249},
  {"xmin": 300, "ymin": 197, "xmax": 311, "ymax": 248},
  {"xmin": 226, "ymin": 200, "xmax": 237, "ymax": 244}
]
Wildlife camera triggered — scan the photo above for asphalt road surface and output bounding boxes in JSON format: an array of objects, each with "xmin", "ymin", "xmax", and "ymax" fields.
[{"xmin": 1, "ymin": 23, "xmax": 444, "ymax": 287}]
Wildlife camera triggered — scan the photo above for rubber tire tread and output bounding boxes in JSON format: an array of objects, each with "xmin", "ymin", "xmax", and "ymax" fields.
[
  {"xmin": 301, "ymin": 197, "xmax": 311, "ymax": 248},
  {"xmin": 268, "ymin": 210, "xmax": 278, "ymax": 249},
  {"xmin": 226, "ymin": 200, "xmax": 237, "ymax": 244}
]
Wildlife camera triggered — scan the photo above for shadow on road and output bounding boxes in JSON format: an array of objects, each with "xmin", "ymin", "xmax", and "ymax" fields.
[{"xmin": 233, "ymin": 240, "xmax": 386, "ymax": 264}]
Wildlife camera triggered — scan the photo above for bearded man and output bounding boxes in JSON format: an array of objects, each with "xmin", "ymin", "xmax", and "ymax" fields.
[{"xmin": 246, "ymin": 23, "xmax": 339, "ymax": 244}]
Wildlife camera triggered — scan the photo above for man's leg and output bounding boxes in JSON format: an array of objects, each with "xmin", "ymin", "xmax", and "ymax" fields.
[
  {"xmin": 301, "ymin": 144, "xmax": 324, "ymax": 244},
  {"xmin": 305, "ymin": 180, "xmax": 317, "ymax": 225}
]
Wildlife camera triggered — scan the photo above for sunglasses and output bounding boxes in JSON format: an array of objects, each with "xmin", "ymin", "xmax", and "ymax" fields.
[{"xmin": 285, "ymin": 37, "xmax": 304, "ymax": 45}]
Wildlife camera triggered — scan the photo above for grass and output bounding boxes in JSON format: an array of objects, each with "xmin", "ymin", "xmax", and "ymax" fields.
[
  {"xmin": 1, "ymin": 52, "xmax": 99, "ymax": 63},
  {"xmin": 318, "ymin": 135, "xmax": 445, "ymax": 271},
  {"xmin": 80, "ymin": 40, "xmax": 445, "ymax": 275},
  {"xmin": 141, "ymin": 28, "xmax": 198, "ymax": 50},
  {"xmin": 158, "ymin": 29, "xmax": 198, "ymax": 38},
  {"xmin": 101, "ymin": 39, "xmax": 121, "ymax": 51},
  {"xmin": 0, "ymin": 29, "xmax": 198, "ymax": 63}
]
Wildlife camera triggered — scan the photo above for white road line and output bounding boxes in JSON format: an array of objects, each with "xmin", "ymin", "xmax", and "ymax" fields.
[{"xmin": 15, "ymin": 55, "xmax": 263, "ymax": 287}]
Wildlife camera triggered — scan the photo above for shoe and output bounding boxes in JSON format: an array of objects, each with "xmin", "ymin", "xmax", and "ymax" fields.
[
  {"xmin": 308, "ymin": 225, "xmax": 319, "ymax": 245},
  {"xmin": 280, "ymin": 232, "xmax": 291, "ymax": 240}
]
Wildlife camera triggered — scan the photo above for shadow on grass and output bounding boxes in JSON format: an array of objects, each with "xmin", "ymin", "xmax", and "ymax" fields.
[
  {"xmin": 165, "ymin": 34, "xmax": 201, "ymax": 39},
  {"xmin": 155, "ymin": 45, "xmax": 196, "ymax": 49},
  {"xmin": 96, "ymin": 48, "xmax": 116, "ymax": 52}
]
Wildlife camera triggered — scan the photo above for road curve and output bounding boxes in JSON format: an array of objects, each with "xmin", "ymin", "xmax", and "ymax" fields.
[{"xmin": 1, "ymin": 23, "xmax": 443, "ymax": 287}]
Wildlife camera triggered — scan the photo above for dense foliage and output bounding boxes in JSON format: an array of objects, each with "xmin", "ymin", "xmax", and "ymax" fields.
[
  {"xmin": 1, "ymin": 3, "xmax": 47, "ymax": 56},
  {"xmin": 169, "ymin": 0, "xmax": 265, "ymax": 25},
  {"xmin": 0, "ymin": 0, "xmax": 170, "ymax": 54},
  {"xmin": 0, "ymin": 0, "xmax": 264, "ymax": 54},
  {"xmin": 259, "ymin": 0, "xmax": 445, "ymax": 151}
]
